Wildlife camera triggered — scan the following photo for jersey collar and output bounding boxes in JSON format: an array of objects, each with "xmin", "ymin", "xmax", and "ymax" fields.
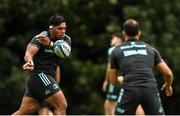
[{"xmin": 127, "ymin": 38, "xmax": 138, "ymax": 41}]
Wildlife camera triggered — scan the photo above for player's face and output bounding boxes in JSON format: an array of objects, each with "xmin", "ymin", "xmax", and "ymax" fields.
[
  {"xmin": 111, "ymin": 36, "xmax": 123, "ymax": 46},
  {"xmin": 51, "ymin": 22, "xmax": 66, "ymax": 39}
]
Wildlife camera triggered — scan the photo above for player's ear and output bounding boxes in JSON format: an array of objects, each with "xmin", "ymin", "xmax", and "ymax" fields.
[
  {"xmin": 49, "ymin": 25, "xmax": 53, "ymax": 29},
  {"xmin": 137, "ymin": 31, "xmax": 141, "ymax": 40},
  {"xmin": 122, "ymin": 31, "xmax": 126, "ymax": 37}
]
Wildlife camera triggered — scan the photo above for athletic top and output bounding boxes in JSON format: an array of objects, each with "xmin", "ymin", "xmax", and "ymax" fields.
[
  {"xmin": 29, "ymin": 31, "xmax": 71, "ymax": 77},
  {"xmin": 110, "ymin": 38, "xmax": 162, "ymax": 88}
]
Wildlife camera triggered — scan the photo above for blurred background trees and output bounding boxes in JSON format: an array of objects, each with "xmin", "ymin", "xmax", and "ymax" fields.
[{"xmin": 0, "ymin": 0, "xmax": 179, "ymax": 114}]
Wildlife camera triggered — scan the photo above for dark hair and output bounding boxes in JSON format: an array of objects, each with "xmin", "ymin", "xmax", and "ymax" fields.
[
  {"xmin": 123, "ymin": 19, "xmax": 140, "ymax": 36},
  {"xmin": 112, "ymin": 32, "xmax": 124, "ymax": 41},
  {"xmin": 49, "ymin": 15, "xmax": 66, "ymax": 26}
]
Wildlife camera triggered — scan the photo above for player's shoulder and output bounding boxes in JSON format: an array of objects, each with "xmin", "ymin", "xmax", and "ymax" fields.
[
  {"xmin": 111, "ymin": 45, "xmax": 123, "ymax": 55},
  {"xmin": 30, "ymin": 31, "xmax": 48, "ymax": 46},
  {"xmin": 37, "ymin": 31, "xmax": 49, "ymax": 37},
  {"xmin": 143, "ymin": 42, "xmax": 157, "ymax": 51},
  {"xmin": 32, "ymin": 31, "xmax": 49, "ymax": 40},
  {"xmin": 143, "ymin": 42, "xmax": 160, "ymax": 55},
  {"xmin": 108, "ymin": 46, "xmax": 116, "ymax": 55}
]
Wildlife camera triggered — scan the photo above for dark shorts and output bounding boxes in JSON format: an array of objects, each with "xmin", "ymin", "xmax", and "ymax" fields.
[
  {"xmin": 106, "ymin": 84, "xmax": 121, "ymax": 101},
  {"xmin": 115, "ymin": 86, "xmax": 164, "ymax": 115},
  {"xmin": 24, "ymin": 72, "xmax": 61, "ymax": 101}
]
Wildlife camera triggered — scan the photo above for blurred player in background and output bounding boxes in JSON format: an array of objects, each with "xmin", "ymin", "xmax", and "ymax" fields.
[
  {"xmin": 12, "ymin": 15, "xmax": 71, "ymax": 115},
  {"xmin": 102, "ymin": 33, "xmax": 144, "ymax": 115}
]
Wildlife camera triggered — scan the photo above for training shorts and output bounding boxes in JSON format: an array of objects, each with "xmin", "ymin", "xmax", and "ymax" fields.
[
  {"xmin": 106, "ymin": 83, "xmax": 121, "ymax": 101},
  {"xmin": 115, "ymin": 86, "xmax": 164, "ymax": 115},
  {"xmin": 24, "ymin": 72, "xmax": 61, "ymax": 101}
]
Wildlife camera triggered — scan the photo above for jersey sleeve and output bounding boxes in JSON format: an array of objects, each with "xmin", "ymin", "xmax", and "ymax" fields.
[
  {"xmin": 30, "ymin": 31, "xmax": 49, "ymax": 48},
  {"xmin": 30, "ymin": 37, "xmax": 41, "ymax": 48},
  {"xmin": 153, "ymin": 47, "xmax": 163, "ymax": 65}
]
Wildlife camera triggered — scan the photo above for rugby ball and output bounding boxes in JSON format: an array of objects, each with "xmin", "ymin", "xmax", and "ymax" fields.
[{"xmin": 53, "ymin": 40, "xmax": 71, "ymax": 59}]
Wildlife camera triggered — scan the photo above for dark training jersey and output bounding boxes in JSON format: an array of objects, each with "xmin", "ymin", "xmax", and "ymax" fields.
[
  {"xmin": 30, "ymin": 31, "xmax": 71, "ymax": 77},
  {"xmin": 110, "ymin": 38, "xmax": 162, "ymax": 88}
]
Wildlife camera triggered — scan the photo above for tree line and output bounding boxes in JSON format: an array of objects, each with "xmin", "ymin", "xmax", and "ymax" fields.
[{"xmin": 0, "ymin": 0, "xmax": 179, "ymax": 114}]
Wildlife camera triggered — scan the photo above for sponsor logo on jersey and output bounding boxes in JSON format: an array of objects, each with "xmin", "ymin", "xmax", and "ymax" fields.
[
  {"xmin": 44, "ymin": 49, "xmax": 54, "ymax": 53},
  {"xmin": 120, "ymin": 42, "xmax": 146, "ymax": 50},
  {"xmin": 123, "ymin": 49, "xmax": 147, "ymax": 57}
]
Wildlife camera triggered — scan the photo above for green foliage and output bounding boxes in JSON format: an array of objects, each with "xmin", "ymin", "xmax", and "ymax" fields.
[
  {"xmin": 0, "ymin": 0, "xmax": 180, "ymax": 114},
  {"xmin": 60, "ymin": 59, "xmax": 105, "ymax": 114}
]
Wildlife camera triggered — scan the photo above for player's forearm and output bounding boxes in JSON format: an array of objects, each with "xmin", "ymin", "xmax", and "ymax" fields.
[
  {"xmin": 165, "ymin": 72, "xmax": 173, "ymax": 87},
  {"xmin": 24, "ymin": 52, "xmax": 33, "ymax": 62},
  {"xmin": 112, "ymin": 79, "xmax": 122, "ymax": 86},
  {"xmin": 110, "ymin": 74, "xmax": 124, "ymax": 86},
  {"xmin": 109, "ymin": 69, "xmax": 122, "ymax": 86},
  {"xmin": 156, "ymin": 61, "xmax": 174, "ymax": 87}
]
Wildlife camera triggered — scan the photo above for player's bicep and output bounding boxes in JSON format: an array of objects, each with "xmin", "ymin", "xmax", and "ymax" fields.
[
  {"xmin": 24, "ymin": 43, "xmax": 39, "ymax": 59},
  {"xmin": 156, "ymin": 60, "xmax": 173, "ymax": 78}
]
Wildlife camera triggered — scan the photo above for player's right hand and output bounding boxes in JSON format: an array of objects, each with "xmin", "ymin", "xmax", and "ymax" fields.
[
  {"xmin": 23, "ymin": 60, "xmax": 34, "ymax": 71},
  {"xmin": 161, "ymin": 83, "xmax": 173, "ymax": 96},
  {"xmin": 35, "ymin": 34, "xmax": 50, "ymax": 47},
  {"xmin": 118, "ymin": 76, "xmax": 124, "ymax": 85}
]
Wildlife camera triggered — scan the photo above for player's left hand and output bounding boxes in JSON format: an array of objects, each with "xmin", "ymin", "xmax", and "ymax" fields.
[
  {"xmin": 161, "ymin": 83, "xmax": 173, "ymax": 96},
  {"xmin": 36, "ymin": 35, "xmax": 50, "ymax": 46}
]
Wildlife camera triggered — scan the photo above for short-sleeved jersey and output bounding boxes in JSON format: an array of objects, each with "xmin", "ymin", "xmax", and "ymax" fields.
[
  {"xmin": 110, "ymin": 38, "xmax": 162, "ymax": 88},
  {"xmin": 30, "ymin": 31, "xmax": 71, "ymax": 77}
]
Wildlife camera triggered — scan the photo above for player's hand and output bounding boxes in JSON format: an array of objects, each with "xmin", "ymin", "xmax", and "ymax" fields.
[
  {"xmin": 102, "ymin": 80, "xmax": 108, "ymax": 92},
  {"xmin": 161, "ymin": 83, "xmax": 173, "ymax": 96},
  {"xmin": 118, "ymin": 76, "xmax": 124, "ymax": 85},
  {"xmin": 36, "ymin": 35, "xmax": 50, "ymax": 46},
  {"xmin": 23, "ymin": 60, "xmax": 34, "ymax": 71}
]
